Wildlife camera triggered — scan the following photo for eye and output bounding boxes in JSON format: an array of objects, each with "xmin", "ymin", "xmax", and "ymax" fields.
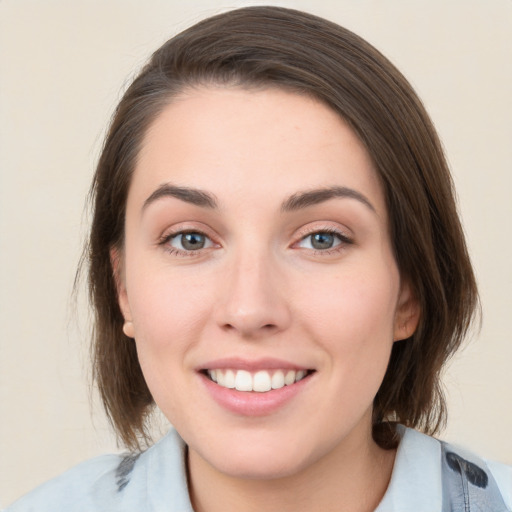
[
  {"xmin": 166, "ymin": 231, "xmax": 214, "ymax": 252},
  {"xmin": 297, "ymin": 230, "xmax": 349, "ymax": 251}
]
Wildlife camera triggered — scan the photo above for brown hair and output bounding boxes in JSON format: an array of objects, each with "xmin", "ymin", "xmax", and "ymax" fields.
[{"xmin": 86, "ymin": 6, "xmax": 478, "ymax": 450}]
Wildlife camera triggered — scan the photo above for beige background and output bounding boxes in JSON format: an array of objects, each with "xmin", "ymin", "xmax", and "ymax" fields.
[{"xmin": 1, "ymin": 0, "xmax": 511, "ymax": 506}]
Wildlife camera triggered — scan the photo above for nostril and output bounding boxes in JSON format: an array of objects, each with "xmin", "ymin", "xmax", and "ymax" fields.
[{"xmin": 220, "ymin": 322, "xmax": 278, "ymax": 336}]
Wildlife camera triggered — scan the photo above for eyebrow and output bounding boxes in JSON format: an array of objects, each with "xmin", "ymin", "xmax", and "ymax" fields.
[
  {"xmin": 281, "ymin": 186, "xmax": 376, "ymax": 213},
  {"xmin": 142, "ymin": 183, "xmax": 375, "ymax": 215},
  {"xmin": 142, "ymin": 184, "xmax": 218, "ymax": 211}
]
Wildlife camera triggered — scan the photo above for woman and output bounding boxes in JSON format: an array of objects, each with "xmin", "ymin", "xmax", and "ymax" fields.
[{"xmin": 6, "ymin": 6, "xmax": 511, "ymax": 512}]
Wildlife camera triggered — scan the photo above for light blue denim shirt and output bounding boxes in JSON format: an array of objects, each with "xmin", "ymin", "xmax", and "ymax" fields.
[{"xmin": 5, "ymin": 427, "xmax": 511, "ymax": 511}]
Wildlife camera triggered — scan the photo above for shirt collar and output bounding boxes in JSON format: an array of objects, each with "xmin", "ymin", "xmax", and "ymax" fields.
[
  {"xmin": 376, "ymin": 426, "xmax": 443, "ymax": 512},
  {"xmin": 147, "ymin": 426, "xmax": 444, "ymax": 512},
  {"xmin": 146, "ymin": 428, "xmax": 195, "ymax": 511}
]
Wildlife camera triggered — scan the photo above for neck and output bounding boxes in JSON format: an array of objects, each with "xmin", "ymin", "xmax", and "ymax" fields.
[{"xmin": 187, "ymin": 427, "xmax": 396, "ymax": 512}]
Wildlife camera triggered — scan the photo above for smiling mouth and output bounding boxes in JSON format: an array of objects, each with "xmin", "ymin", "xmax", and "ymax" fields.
[{"xmin": 203, "ymin": 368, "xmax": 314, "ymax": 393}]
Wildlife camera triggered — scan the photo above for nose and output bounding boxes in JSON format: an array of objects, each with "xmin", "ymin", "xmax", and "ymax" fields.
[{"xmin": 214, "ymin": 247, "xmax": 292, "ymax": 339}]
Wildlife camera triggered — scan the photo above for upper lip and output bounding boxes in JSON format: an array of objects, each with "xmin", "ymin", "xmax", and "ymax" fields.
[{"xmin": 198, "ymin": 357, "xmax": 312, "ymax": 372}]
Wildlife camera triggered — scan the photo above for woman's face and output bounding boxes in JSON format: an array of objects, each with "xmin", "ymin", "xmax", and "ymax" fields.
[{"xmin": 116, "ymin": 86, "xmax": 418, "ymax": 479}]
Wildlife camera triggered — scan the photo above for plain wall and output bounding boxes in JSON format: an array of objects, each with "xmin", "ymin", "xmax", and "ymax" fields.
[{"xmin": 1, "ymin": 0, "xmax": 511, "ymax": 506}]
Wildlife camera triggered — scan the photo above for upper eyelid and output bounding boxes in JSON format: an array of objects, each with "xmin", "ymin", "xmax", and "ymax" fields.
[
  {"xmin": 159, "ymin": 222, "xmax": 216, "ymax": 239},
  {"xmin": 164, "ymin": 230, "xmax": 210, "ymax": 240},
  {"xmin": 294, "ymin": 223, "xmax": 353, "ymax": 240},
  {"xmin": 298, "ymin": 226, "xmax": 347, "ymax": 236}
]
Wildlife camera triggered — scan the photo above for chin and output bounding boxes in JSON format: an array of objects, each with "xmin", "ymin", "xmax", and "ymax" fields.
[
  {"xmin": 190, "ymin": 433, "xmax": 320, "ymax": 481},
  {"xmin": 213, "ymin": 452, "xmax": 311, "ymax": 481}
]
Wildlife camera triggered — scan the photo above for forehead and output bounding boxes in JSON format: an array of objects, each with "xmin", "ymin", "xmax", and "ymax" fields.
[{"xmin": 131, "ymin": 86, "xmax": 385, "ymax": 215}]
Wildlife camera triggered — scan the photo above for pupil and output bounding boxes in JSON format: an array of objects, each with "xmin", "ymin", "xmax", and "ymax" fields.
[
  {"xmin": 182, "ymin": 233, "xmax": 205, "ymax": 250},
  {"xmin": 312, "ymin": 232, "xmax": 334, "ymax": 250}
]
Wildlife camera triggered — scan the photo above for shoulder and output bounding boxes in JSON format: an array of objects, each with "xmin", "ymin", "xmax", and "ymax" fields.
[
  {"xmin": 4, "ymin": 453, "xmax": 124, "ymax": 511},
  {"xmin": 486, "ymin": 459, "xmax": 512, "ymax": 507},
  {"xmin": 403, "ymin": 427, "xmax": 512, "ymax": 511},
  {"xmin": 4, "ymin": 429, "xmax": 191, "ymax": 512},
  {"xmin": 439, "ymin": 436, "xmax": 512, "ymax": 500}
]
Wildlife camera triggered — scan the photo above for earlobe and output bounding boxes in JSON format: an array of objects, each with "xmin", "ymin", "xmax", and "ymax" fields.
[
  {"xmin": 110, "ymin": 247, "xmax": 134, "ymax": 337},
  {"xmin": 393, "ymin": 282, "xmax": 420, "ymax": 342},
  {"xmin": 123, "ymin": 321, "xmax": 135, "ymax": 338}
]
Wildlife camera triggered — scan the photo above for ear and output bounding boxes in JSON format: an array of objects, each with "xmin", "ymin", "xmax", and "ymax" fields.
[
  {"xmin": 110, "ymin": 247, "xmax": 135, "ymax": 338},
  {"xmin": 393, "ymin": 281, "xmax": 420, "ymax": 342}
]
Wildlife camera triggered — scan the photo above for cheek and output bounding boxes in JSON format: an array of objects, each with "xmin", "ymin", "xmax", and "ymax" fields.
[
  {"xmin": 300, "ymin": 270, "xmax": 398, "ymax": 410},
  {"xmin": 297, "ymin": 268, "xmax": 399, "ymax": 346},
  {"xmin": 125, "ymin": 260, "xmax": 215, "ymax": 353},
  {"xmin": 127, "ymin": 269, "xmax": 216, "ymax": 415},
  {"xmin": 296, "ymin": 259, "xmax": 399, "ymax": 395}
]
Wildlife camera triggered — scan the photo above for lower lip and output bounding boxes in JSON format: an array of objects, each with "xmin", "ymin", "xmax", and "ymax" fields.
[{"xmin": 200, "ymin": 372, "xmax": 313, "ymax": 416}]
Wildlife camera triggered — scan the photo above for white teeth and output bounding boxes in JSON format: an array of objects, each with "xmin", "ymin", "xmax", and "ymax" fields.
[
  {"xmin": 217, "ymin": 370, "xmax": 226, "ymax": 387},
  {"xmin": 207, "ymin": 368, "xmax": 309, "ymax": 392},
  {"xmin": 295, "ymin": 370, "xmax": 306, "ymax": 382},
  {"xmin": 235, "ymin": 370, "xmax": 252, "ymax": 391},
  {"xmin": 284, "ymin": 370, "xmax": 296, "ymax": 386},
  {"xmin": 224, "ymin": 369, "xmax": 236, "ymax": 389},
  {"xmin": 271, "ymin": 370, "xmax": 285, "ymax": 389},
  {"xmin": 253, "ymin": 371, "xmax": 272, "ymax": 392}
]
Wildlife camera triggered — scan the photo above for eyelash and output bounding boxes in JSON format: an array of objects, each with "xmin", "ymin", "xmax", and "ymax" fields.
[
  {"xmin": 294, "ymin": 227, "xmax": 354, "ymax": 255},
  {"xmin": 158, "ymin": 230, "xmax": 215, "ymax": 257},
  {"xmin": 157, "ymin": 227, "xmax": 353, "ymax": 257}
]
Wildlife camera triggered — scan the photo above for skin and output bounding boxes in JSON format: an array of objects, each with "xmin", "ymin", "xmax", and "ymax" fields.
[{"xmin": 115, "ymin": 86, "xmax": 419, "ymax": 512}]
